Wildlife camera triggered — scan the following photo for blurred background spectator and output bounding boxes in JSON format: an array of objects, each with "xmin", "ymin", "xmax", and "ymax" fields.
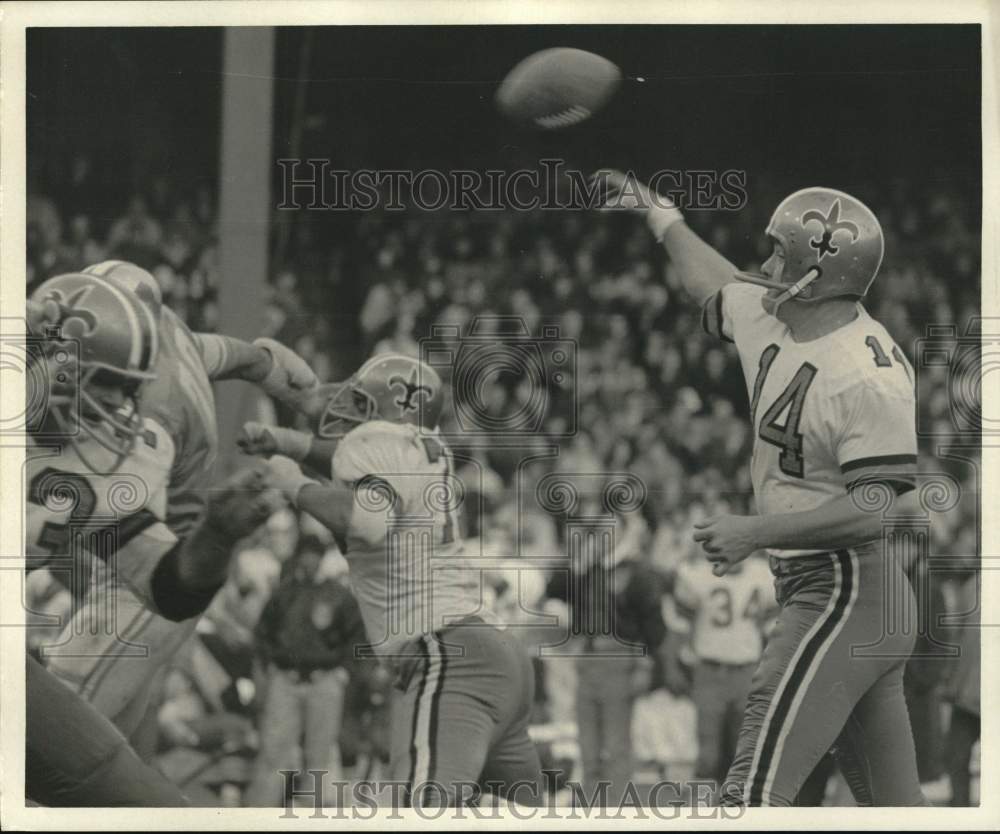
[{"xmin": 244, "ymin": 536, "xmax": 364, "ymax": 807}]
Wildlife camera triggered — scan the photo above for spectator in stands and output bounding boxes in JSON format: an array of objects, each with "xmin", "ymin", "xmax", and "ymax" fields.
[
  {"xmin": 545, "ymin": 506, "xmax": 667, "ymax": 806},
  {"xmin": 244, "ymin": 536, "xmax": 365, "ymax": 807},
  {"xmin": 107, "ymin": 194, "xmax": 163, "ymax": 262}
]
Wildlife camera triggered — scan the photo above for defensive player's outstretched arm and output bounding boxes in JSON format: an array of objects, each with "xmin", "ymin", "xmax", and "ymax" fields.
[
  {"xmin": 194, "ymin": 333, "xmax": 319, "ymax": 411},
  {"xmin": 117, "ymin": 466, "xmax": 278, "ymax": 621},
  {"xmin": 595, "ymin": 169, "xmax": 738, "ymax": 306}
]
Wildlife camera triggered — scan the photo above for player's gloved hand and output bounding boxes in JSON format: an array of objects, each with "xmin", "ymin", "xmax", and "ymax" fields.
[
  {"xmin": 237, "ymin": 421, "xmax": 312, "ymax": 461},
  {"xmin": 693, "ymin": 515, "xmax": 762, "ymax": 576},
  {"xmin": 263, "ymin": 454, "xmax": 320, "ymax": 506},
  {"xmin": 591, "ymin": 168, "xmax": 684, "ymax": 241},
  {"xmin": 253, "ymin": 337, "xmax": 319, "ymax": 409},
  {"xmin": 204, "ymin": 465, "xmax": 284, "ymax": 539}
]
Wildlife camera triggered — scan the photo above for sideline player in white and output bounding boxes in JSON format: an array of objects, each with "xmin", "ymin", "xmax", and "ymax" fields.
[
  {"xmin": 33, "ymin": 263, "xmax": 316, "ymax": 744},
  {"xmin": 598, "ymin": 170, "xmax": 927, "ymax": 806},
  {"xmin": 672, "ymin": 552, "xmax": 777, "ymax": 786},
  {"xmin": 239, "ymin": 353, "xmax": 544, "ymax": 808}
]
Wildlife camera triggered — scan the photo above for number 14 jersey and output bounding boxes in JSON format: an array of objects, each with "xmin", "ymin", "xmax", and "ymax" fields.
[{"xmin": 702, "ymin": 283, "xmax": 917, "ymax": 558}]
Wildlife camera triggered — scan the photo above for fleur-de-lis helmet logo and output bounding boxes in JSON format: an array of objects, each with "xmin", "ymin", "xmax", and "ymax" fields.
[
  {"xmin": 388, "ymin": 368, "xmax": 431, "ymax": 413},
  {"xmin": 801, "ymin": 199, "xmax": 860, "ymax": 260},
  {"xmin": 47, "ymin": 286, "xmax": 99, "ymax": 338}
]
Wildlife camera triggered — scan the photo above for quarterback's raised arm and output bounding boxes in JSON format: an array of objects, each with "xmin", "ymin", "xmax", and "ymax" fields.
[{"xmin": 595, "ymin": 169, "xmax": 738, "ymax": 306}]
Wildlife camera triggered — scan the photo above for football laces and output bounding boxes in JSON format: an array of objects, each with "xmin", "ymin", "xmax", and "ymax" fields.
[{"xmin": 534, "ymin": 104, "xmax": 592, "ymax": 129}]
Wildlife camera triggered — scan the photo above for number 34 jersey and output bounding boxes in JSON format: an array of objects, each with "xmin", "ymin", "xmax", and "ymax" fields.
[
  {"xmin": 674, "ymin": 555, "xmax": 776, "ymax": 665},
  {"xmin": 331, "ymin": 420, "xmax": 499, "ymax": 658},
  {"xmin": 702, "ymin": 283, "xmax": 917, "ymax": 558}
]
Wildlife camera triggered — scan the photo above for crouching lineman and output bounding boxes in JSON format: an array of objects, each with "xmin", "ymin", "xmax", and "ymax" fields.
[
  {"xmin": 32, "ymin": 262, "xmax": 317, "ymax": 750},
  {"xmin": 238, "ymin": 353, "xmax": 545, "ymax": 809},
  {"xmin": 24, "ymin": 275, "xmax": 277, "ymax": 804}
]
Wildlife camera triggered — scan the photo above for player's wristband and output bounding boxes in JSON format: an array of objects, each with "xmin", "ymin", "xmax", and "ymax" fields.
[
  {"xmin": 646, "ymin": 201, "xmax": 684, "ymax": 242},
  {"xmin": 150, "ymin": 543, "xmax": 224, "ymax": 622},
  {"xmin": 269, "ymin": 426, "xmax": 312, "ymax": 462},
  {"xmin": 255, "ymin": 340, "xmax": 291, "ymax": 396}
]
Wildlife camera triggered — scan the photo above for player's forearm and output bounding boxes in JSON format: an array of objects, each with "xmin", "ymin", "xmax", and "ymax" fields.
[
  {"xmin": 303, "ymin": 437, "xmax": 339, "ymax": 475},
  {"xmin": 755, "ymin": 489, "xmax": 918, "ymax": 552},
  {"xmin": 195, "ymin": 333, "xmax": 272, "ymax": 382},
  {"xmin": 659, "ymin": 221, "xmax": 739, "ymax": 307},
  {"xmin": 294, "ymin": 482, "xmax": 355, "ymax": 543}
]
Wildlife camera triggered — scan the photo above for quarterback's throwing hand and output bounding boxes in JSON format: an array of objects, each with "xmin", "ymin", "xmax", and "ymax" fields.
[
  {"xmin": 692, "ymin": 515, "xmax": 762, "ymax": 576},
  {"xmin": 591, "ymin": 168, "xmax": 652, "ymax": 211}
]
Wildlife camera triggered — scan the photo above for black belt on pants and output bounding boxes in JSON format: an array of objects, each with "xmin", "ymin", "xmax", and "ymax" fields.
[
  {"xmin": 701, "ymin": 658, "xmax": 756, "ymax": 670},
  {"xmin": 274, "ymin": 663, "xmax": 336, "ymax": 683},
  {"xmin": 769, "ymin": 552, "xmax": 837, "ymax": 577}
]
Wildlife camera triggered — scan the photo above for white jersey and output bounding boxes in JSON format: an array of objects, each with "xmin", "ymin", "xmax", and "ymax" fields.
[
  {"xmin": 703, "ymin": 283, "xmax": 917, "ymax": 557},
  {"xmin": 331, "ymin": 420, "xmax": 499, "ymax": 657},
  {"xmin": 27, "ymin": 419, "xmax": 176, "ymax": 583},
  {"xmin": 673, "ymin": 556, "xmax": 775, "ymax": 665},
  {"xmin": 28, "ymin": 418, "xmax": 182, "ymax": 655}
]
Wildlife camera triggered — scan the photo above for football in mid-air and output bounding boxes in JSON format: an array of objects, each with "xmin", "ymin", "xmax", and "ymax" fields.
[{"xmin": 496, "ymin": 47, "xmax": 622, "ymax": 130}]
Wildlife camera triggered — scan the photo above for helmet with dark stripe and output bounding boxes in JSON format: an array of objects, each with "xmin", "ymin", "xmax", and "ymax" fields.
[
  {"xmin": 83, "ymin": 259, "xmax": 163, "ymax": 319},
  {"xmin": 30, "ymin": 272, "xmax": 158, "ymax": 470}
]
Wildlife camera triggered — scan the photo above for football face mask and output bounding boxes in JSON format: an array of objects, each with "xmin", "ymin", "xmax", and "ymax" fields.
[
  {"xmin": 316, "ymin": 379, "xmax": 376, "ymax": 440},
  {"xmin": 30, "ymin": 273, "xmax": 158, "ymax": 473},
  {"xmin": 316, "ymin": 353, "xmax": 444, "ymax": 439}
]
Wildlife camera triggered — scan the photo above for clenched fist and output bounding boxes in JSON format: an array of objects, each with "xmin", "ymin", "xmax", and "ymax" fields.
[
  {"xmin": 254, "ymin": 337, "xmax": 319, "ymax": 411},
  {"xmin": 237, "ymin": 421, "xmax": 312, "ymax": 461},
  {"xmin": 204, "ymin": 465, "xmax": 285, "ymax": 539}
]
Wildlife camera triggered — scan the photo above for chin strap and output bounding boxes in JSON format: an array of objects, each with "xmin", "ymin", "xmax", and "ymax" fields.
[{"xmin": 735, "ymin": 267, "xmax": 822, "ymax": 313}]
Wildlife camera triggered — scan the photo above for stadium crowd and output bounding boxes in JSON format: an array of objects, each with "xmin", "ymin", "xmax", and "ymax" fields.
[{"xmin": 25, "ymin": 165, "xmax": 981, "ymax": 805}]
